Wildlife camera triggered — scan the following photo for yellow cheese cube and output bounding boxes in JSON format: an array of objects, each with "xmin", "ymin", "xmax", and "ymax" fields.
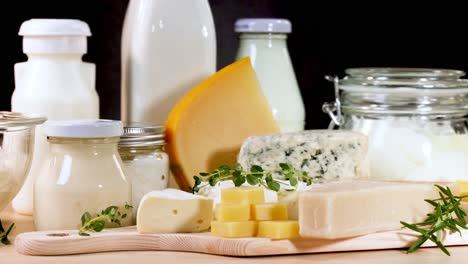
[
  {"xmin": 215, "ymin": 203, "xmax": 250, "ymax": 222},
  {"xmin": 252, "ymin": 203, "xmax": 288, "ymax": 221},
  {"xmin": 211, "ymin": 221, "xmax": 258, "ymax": 238},
  {"xmin": 221, "ymin": 187, "xmax": 265, "ymax": 204},
  {"xmin": 257, "ymin": 220, "xmax": 299, "ymax": 239},
  {"xmin": 457, "ymin": 181, "xmax": 468, "ymax": 201}
]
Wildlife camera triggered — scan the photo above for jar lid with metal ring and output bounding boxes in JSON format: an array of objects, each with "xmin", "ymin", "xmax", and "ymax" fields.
[
  {"xmin": 119, "ymin": 122, "xmax": 165, "ymax": 147},
  {"xmin": 322, "ymin": 68, "xmax": 468, "ymax": 128}
]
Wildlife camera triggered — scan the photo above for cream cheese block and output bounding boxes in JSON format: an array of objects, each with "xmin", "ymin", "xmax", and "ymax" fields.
[
  {"xmin": 237, "ymin": 130, "xmax": 369, "ymax": 183},
  {"xmin": 137, "ymin": 189, "xmax": 213, "ymax": 233},
  {"xmin": 298, "ymin": 181, "xmax": 440, "ymax": 239}
]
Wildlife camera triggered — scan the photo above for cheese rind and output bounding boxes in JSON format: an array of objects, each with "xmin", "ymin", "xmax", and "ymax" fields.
[
  {"xmin": 238, "ymin": 130, "xmax": 369, "ymax": 183},
  {"xmin": 215, "ymin": 203, "xmax": 250, "ymax": 222},
  {"xmin": 257, "ymin": 221, "xmax": 299, "ymax": 239},
  {"xmin": 221, "ymin": 187, "xmax": 265, "ymax": 204},
  {"xmin": 211, "ymin": 221, "xmax": 258, "ymax": 238},
  {"xmin": 137, "ymin": 189, "xmax": 213, "ymax": 233},
  {"xmin": 298, "ymin": 181, "xmax": 438, "ymax": 239},
  {"xmin": 165, "ymin": 57, "xmax": 279, "ymax": 191},
  {"xmin": 251, "ymin": 203, "xmax": 288, "ymax": 221}
]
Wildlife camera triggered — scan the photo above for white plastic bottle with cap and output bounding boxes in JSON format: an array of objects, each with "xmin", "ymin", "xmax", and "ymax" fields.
[
  {"xmin": 121, "ymin": 0, "xmax": 216, "ymax": 124},
  {"xmin": 11, "ymin": 19, "xmax": 99, "ymax": 215},
  {"xmin": 235, "ymin": 19, "xmax": 305, "ymax": 132}
]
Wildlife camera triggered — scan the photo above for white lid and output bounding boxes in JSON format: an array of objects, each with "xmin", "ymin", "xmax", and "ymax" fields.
[
  {"xmin": 43, "ymin": 120, "xmax": 124, "ymax": 138},
  {"xmin": 19, "ymin": 19, "xmax": 91, "ymax": 54},
  {"xmin": 235, "ymin": 18, "xmax": 291, "ymax": 33}
]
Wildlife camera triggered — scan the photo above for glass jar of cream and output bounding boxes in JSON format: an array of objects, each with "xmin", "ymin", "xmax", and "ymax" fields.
[
  {"xmin": 34, "ymin": 120, "xmax": 132, "ymax": 230},
  {"xmin": 323, "ymin": 68, "xmax": 468, "ymax": 182},
  {"xmin": 118, "ymin": 123, "xmax": 168, "ymax": 219}
]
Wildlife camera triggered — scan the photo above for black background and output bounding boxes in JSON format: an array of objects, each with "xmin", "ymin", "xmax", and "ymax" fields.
[{"xmin": 2, "ymin": 1, "xmax": 466, "ymax": 129}]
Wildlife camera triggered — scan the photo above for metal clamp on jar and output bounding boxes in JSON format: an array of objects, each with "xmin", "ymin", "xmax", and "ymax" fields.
[{"xmin": 323, "ymin": 68, "xmax": 468, "ymax": 182}]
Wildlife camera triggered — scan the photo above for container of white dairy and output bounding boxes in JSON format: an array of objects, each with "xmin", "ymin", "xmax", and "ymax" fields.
[
  {"xmin": 11, "ymin": 19, "xmax": 99, "ymax": 215},
  {"xmin": 235, "ymin": 18, "xmax": 305, "ymax": 132},
  {"xmin": 34, "ymin": 120, "xmax": 131, "ymax": 231},
  {"xmin": 323, "ymin": 68, "xmax": 468, "ymax": 181},
  {"xmin": 118, "ymin": 123, "xmax": 169, "ymax": 222}
]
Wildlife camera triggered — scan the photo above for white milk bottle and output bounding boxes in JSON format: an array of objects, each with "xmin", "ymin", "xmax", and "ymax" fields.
[
  {"xmin": 235, "ymin": 19, "xmax": 305, "ymax": 132},
  {"xmin": 121, "ymin": 0, "xmax": 216, "ymax": 124},
  {"xmin": 11, "ymin": 19, "xmax": 99, "ymax": 215}
]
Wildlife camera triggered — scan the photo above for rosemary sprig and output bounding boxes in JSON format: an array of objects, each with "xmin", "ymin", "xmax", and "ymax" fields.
[
  {"xmin": 0, "ymin": 218, "xmax": 14, "ymax": 245},
  {"xmin": 189, "ymin": 163, "xmax": 313, "ymax": 194},
  {"xmin": 79, "ymin": 203, "xmax": 132, "ymax": 236},
  {"xmin": 401, "ymin": 185, "xmax": 468, "ymax": 256}
]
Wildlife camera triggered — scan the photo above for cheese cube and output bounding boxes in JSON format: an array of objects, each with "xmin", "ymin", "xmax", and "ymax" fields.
[
  {"xmin": 221, "ymin": 187, "xmax": 264, "ymax": 204},
  {"xmin": 257, "ymin": 221, "xmax": 299, "ymax": 239},
  {"xmin": 251, "ymin": 203, "xmax": 288, "ymax": 221},
  {"xmin": 211, "ymin": 221, "xmax": 258, "ymax": 238},
  {"xmin": 457, "ymin": 181, "xmax": 468, "ymax": 201},
  {"xmin": 299, "ymin": 181, "xmax": 439, "ymax": 239},
  {"xmin": 237, "ymin": 130, "xmax": 369, "ymax": 183},
  {"xmin": 215, "ymin": 203, "xmax": 250, "ymax": 222},
  {"xmin": 137, "ymin": 189, "xmax": 213, "ymax": 233}
]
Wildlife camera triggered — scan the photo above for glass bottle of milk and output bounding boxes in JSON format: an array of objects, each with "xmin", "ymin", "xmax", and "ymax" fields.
[
  {"xmin": 121, "ymin": 0, "xmax": 216, "ymax": 124},
  {"xmin": 11, "ymin": 19, "xmax": 99, "ymax": 215},
  {"xmin": 235, "ymin": 19, "xmax": 305, "ymax": 132}
]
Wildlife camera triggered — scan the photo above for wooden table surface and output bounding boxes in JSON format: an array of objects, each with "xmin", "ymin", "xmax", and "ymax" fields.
[{"xmin": 2, "ymin": 205, "xmax": 468, "ymax": 264}]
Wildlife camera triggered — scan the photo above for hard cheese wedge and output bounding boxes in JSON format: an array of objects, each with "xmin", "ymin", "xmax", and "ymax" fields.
[
  {"xmin": 298, "ymin": 181, "xmax": 439, "ymax": 239},
  {"xmin": 137, "ymin": 189, "xmax": 213, "ymax": 233},
  {"xmin": 257, "ymin": 220, "xmax": 299, "ymax": 239},
  {"xmin": 165, "ymin": 57, "xmax": 280, "ymax": 191}
]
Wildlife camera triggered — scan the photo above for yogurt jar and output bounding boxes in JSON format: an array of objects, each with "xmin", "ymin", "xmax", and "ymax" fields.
[
  {"xmin": 34, "ymin": 120, "xmax": 132, "ymax": 230},
  {"xmin": 323, "ymin": 68, "xmax": 468, "ymax": 181},
  {"xmin": 118, "ymin": 123, "xmax": 168, "ymax": 220}
]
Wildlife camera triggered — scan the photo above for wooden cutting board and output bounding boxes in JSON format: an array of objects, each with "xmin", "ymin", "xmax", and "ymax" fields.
[{"xmin": 15, "ymin": 226, "xmax": 468, "ymax": 256}]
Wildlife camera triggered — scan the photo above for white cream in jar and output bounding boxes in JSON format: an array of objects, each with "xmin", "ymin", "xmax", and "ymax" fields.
[
  {"xmin": 118, "ymin": 123, "xmax": 168, "ymax": 221},
  {"xmin": 34, "ymin": 120, "xmax": 132, "ymax": 231},
  {"xmin": 325, "ymin": 68, "xmax": 468, "ymax": 182}
]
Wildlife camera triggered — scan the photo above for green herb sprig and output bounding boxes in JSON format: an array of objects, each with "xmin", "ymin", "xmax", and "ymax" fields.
[
  {"xmin": 0, "ymin": 219, "xmax": 14, "ymax": 245},
  {"xmin": 401, "ymin": 185, "xmax": 468, "ymax": 256},
  {"xmin": 190, "ymin": 163, "xmax": 313, "ymax": 194},
  {"xmin": 79, "ymin": 204, "xmax": 132, "ymax": 236}
]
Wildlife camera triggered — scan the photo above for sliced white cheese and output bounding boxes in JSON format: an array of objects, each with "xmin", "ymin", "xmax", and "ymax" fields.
[
  {"xmin": 237, "ymin": 130, "xmax": 369, "ymax": 183},
  {"xmin": 137, "ymin": 188, "xmax": 213, "ymax": 233}
]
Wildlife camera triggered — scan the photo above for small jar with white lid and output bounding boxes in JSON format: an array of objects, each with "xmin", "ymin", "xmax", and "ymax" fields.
[
  {"xmin": 118, "ymin": 123, "xmax": 168, "ymax": 220},
  {"xmin": 34, "ymin": 120, "xmax": 132, "ymax": 231},
  {"xmin": 235, "ymin": 18, "xmax": 305, "ymax": 132}
]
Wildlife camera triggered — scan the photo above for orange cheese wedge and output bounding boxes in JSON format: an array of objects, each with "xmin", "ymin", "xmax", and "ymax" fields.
[{"xmin": 165, "ymin": 57, "xmax": 279, "ymax": 191}]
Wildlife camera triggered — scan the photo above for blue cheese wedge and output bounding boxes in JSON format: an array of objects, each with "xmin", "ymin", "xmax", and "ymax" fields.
[{"xmin": 237, "ymin": 130, "xmax": 369, "ymax": 183}]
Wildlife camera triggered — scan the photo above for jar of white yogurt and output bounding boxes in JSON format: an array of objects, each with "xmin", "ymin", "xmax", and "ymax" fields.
[
  {"xmin": 323, "ymin": 68, "xmax": 468, "ymax": 182},
  {"xmin": 118, "ymin": 123, "xmax": 168, "ymax": 221},
  {"xmin": 34, "ymin": 120, "xmax": 132, "ymax": 231}
]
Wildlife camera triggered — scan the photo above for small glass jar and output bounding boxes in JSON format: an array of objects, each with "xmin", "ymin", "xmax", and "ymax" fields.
[
  {"xmin": 323, "ymin": 68, "xmax": 468, "ymax": 182},
  {"xmin": 34, "ymin": 120, "xmax": 132, "ymax": 231},
  {"xmin": 118, "ymin": 123, "xmax": 168, "ymax": 219},
  {"xmin": 235, "ymin": 18, "xmax": 305, "ymax": 132}
]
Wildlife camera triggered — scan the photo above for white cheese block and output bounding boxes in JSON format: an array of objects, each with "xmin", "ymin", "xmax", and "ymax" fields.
[
  {"xmin": 298, "ymin": 181, "xmax": 439, "ymax": 239},
  {"xmin": 237, "ymin": 130, "xmax": 369, "ymax": 183},
  {"xmin": 137, "ymin": 188, "xmax": 213, "ymax": 233}
]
